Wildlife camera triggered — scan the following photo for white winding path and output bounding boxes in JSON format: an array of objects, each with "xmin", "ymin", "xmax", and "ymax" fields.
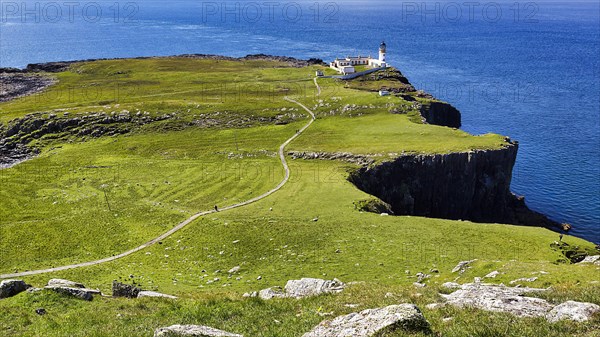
[{"xmin": 0, "ymin": 83, "xmax": 318, "ymax": 279}]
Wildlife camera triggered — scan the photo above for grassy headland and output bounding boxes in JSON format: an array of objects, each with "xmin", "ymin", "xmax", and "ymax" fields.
[{"xmin": 0, "ymin": 57, "xmax": 597, "ymax": 336}]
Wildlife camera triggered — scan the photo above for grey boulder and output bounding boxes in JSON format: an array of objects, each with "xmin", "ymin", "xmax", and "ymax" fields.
[
  {"xmin": 284, "ymin": 278, "xmax": 345, "ymax": 298},
  {"xmin": 302, "ymin": 304, "xmax": 430, "ymax": 337},
  {"xmin": 0, "ymin": 279, "xmax": 31, "ymax": 299},
  {"xmin": 451, "ymin": 260, "xmax": 476, "ymax": 273},
  {"xmin": 154, "ymin": 324, "xmax": 243, "ymax": 337},
  {"xmin": 47, "ymin": 278, "xmax": 85, "ymax": 288},
  {"xmin": 258, "ymin": 287, "xmax": 286, "ymax": 300},
  {"xmin": 546, "ymin": 301, "xmax": 600, "ymax": 323},
  {"xmin": 46, "ymin": 286, "xmax": 100, "ymax": 301},
  {"xmin": 441, "ymin": 283, "xmax": 551, "ymax": 318},
  {"xmin": 138, "ymin": 291, "xmax": 178, "ymax": 299}
]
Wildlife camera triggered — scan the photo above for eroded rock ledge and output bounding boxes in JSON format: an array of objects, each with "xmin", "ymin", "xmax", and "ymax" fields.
[{"xmin": 348, "ymin": 142, "xmax": 561, "ymax": 229}]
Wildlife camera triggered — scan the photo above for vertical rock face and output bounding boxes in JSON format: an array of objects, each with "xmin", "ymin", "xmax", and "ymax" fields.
[
  {"xmin": 349, "ymin": 143, "xmax": 519, "ymax": 224},
  {"xmin": 419, "ymin": 101, "xmax": 462, "ymax": 128},
  {"xmin": 349, "ymin": 142, "xmax": 558, "ymax": 227}
]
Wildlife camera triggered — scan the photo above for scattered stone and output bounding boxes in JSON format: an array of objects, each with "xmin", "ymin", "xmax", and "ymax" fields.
[
  {"xmin": 441, "ymin": 282, "xmax": 461, "ymax": 290},
  {"xmin": 301, "ymin": 304, "xmax": 430, "ymax": 337},
  {"xmin": 473, "ymin": 277, "xmax": 482, "ymax": 283},
  {"xmin": 154, "ymin": 324, "xmax": 243, "ymax": 337},
  {"xmin": 228, "ymin": 266, "xmax": 241, "ymax": 274},
  {"xmin": 0, "ymin": 279, "xmax": 31, "ymax": 299},
  {"xmin": 430, "ymin": 269, "xmax": 439, "ymax": 273},
  {"xmin": 546, "ymin": 301, "xmax": 600, "ymax": 323},
  {"xmin": 47, "ymin": 287, "xmax": 97, "ymax": 301},
  {"xmin": 413, "ymin": 282, "xmax": 426, "ymax": 288},
  {"xmin": 138, "ymin": 291, "xmax": 178, "ymax": 299},
  {"xmin": 425, "ymin": 303, "xmax": 446, "ymax": 310},
  {"xmin": 440, "ymin": 283, "xmax": 550, "ymax": 318},
  {"xmin": 451, "ymin": 260, "xmax": 476, "ymax": 274},
  {"xmin": 509, "ymin": 277, "xmax": 538, "ymax": 285},
  {"xmin": 47, "ymin": 278, "xmax": 85, "ymax": 288},
  {"xmin": 284, "ymin": 278, "xmax": 345, "ymax": 298},
  {"xmin": 442, "ymin": 317, "xmax": 453, "ymax": 323},
  {"xmin": 35, "ymin": 308, "xmax": 47, "ymax": 315},
  {"xmin": 242, "ymin": 292, "xmax": 257, "ymax": 298},
  {"xmin": 258, "ymin": 287, "xmax": 286, "ymax": 300},
  {"xmin": 256, "ymin": 276, "xmax": 262, "ymax": 280},
  {"xmin": 484, "ymin": 271, "xmax": 500, "ymax": 278},
  {"xmin": 112, "ymin": 281, "xmax": 141, "ymax": 298},
  {"xmin": 415, "ymin": 272, "xmax": 430, "ymax": 283}
]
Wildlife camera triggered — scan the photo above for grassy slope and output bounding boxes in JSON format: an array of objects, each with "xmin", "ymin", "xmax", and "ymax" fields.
[{"xmin": 0, "ymin": 58, "xmax": 598, "ymax": 336}]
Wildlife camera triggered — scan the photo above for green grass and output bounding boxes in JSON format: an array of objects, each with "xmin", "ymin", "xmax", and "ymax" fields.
[
  {"xmin": 0, "ymin": 58, "xmax": 318, "ymax": 123},
  {"xmin": 291, "ymin": 112, "xmax": 506, "ymax": 156},
  {"xmin": 0, "ymin": 123, "xmax": 303, "ymax": 273},
  {"xmin": 0, "ymin": 57, "xmax": 598, "ymax": 336}
]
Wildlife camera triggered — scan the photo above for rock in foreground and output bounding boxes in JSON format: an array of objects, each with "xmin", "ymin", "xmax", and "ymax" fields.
[
  {"xmin": 441, "ymin": 283, "xmax": 551, "ymax": 318},
  {"xmin": 154, "ymin": 324, "xmax": 242, "ymax": 337},
  {"xmin": 255, "ymin": 278, "xmax": 345, "ymax": 300},
  {"xmin": 138, "ymin": 291, "xmax": 178, "ymax": 299},
  {"xmin": 546, "ymin": 301, "xmax": 600, "ymax": 323},
  {"xmin": 284, "ymin": 278, "xmax": 345, "ymax": 298},
  {"xmin": 47, "ymin": 278, "xmax": 85, "ymax": 288},
  {"xmin": 0, "ymin": 279, "xmax": 30, "ymax": 299},
  {"xmin": 46, "ymin": 287, "xmax": 100, "ymax": 301},
  {"xmin": 302, "ymin": 304, "xmax": 430, "ymax": 337}
]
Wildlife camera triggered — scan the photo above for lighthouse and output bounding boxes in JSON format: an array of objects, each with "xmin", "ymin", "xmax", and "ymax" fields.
[
  {"xmin": 379, "ymin": 41, "xmax": 387, "ymax": 63},
  {"xmin": 329, "ymin": 42, "xmax": 390, "ymax": 74}
]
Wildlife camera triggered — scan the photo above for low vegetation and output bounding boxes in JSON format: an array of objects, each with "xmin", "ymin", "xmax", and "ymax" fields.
[{"xmin": 0, "ymin": 57, "xmax": 597, "ymax": 336}]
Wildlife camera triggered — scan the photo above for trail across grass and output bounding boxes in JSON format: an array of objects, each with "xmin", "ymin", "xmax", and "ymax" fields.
[{"xmin": 0, "ymin": 88, "xmax": 317, "ymax": 279}]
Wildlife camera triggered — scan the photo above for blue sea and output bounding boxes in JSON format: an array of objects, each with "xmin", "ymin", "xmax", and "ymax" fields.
[{"xmin": 1, "ymin": 0, "xmax": 599, "ymax": 243}]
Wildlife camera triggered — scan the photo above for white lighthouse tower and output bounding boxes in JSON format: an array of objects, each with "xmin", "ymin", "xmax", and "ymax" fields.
[{"xmin": 379, "ymin": 41, "xmax": 387, "ymax": 63}]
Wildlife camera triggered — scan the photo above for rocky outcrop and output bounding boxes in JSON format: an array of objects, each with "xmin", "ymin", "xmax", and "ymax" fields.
[
  {"xmin": 284, "ymin": 278, "xmax": 345, "ymax": 298},
  {"xmin": 154, "ymin": 325, "xmax": 243, "ymax": 337},
  {"xmin": 47, "ymin": 279, "xmax": 85, "ymax": 289},
  {"xmin": 438, "ymin": 282, "xmax": 600, "ymax": 322},
  {"xmin": 112, "ymin": 281, "xmax": 141, "ymax": 298},
  {"xmin": 0, "ymin": 279, "xmax": 31, "ymax": 299},
  {"xmin": 46, "ymin": 286, "xmax": 100, "ymax": 301},
  {"xmin": 289, "ymin": 151, "xmax": 375, "ymax": 166},
  {"xmin": 0, "ymin": 73, "xmax": 55, "ymax": 102},
  {"xmin": 348, "ymin": 142, "xmax": 560, "ymax": 228},
  {"xmin": 451, "ymin": 260, "xmax": 477, "ymax": 274},
  {"xmin": 441, "ymin": 283, "xmax": 551, "ymax": 318},
  {"xmin": 546, "ymin": 301, "xmax": 600, "ymax": 323},
  {"xmin": 138, "ymin": 291, "xmax": 178, "ymax": 299},
  {"xmin": 579, "ymin": 255, "xmax": 600, "ymax": 264},
  {"xmin": 302, "ymin": 304, "xmax": 430, "ymax": 337},
  {"xmin": 251, "ymin": 278, "xmax": 345, "ymax": 300},
  {"xmin": 419, "ymin": 101, "xmax": 461, "ymax": 128}
]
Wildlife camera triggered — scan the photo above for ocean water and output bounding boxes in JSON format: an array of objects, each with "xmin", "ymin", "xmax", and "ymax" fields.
[{"xmin": 1, "ymin": 0, "xmax": 598, "ymax": 243}]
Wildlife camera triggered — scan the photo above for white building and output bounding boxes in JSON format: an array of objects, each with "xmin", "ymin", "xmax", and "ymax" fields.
[{"xmin": 330, "ymin": 42, "xmax": 388, "ymax": 74}]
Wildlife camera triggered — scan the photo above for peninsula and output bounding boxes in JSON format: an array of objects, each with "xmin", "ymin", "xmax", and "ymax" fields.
[{"xmin": 0, "ymin": 53, "xmax": 598, "ymax": 337}]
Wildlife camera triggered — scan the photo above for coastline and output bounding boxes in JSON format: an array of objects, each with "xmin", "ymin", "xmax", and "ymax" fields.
[{"xmin": 0, "ymin": 55, "xmax": 592, "ymax": 243}]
